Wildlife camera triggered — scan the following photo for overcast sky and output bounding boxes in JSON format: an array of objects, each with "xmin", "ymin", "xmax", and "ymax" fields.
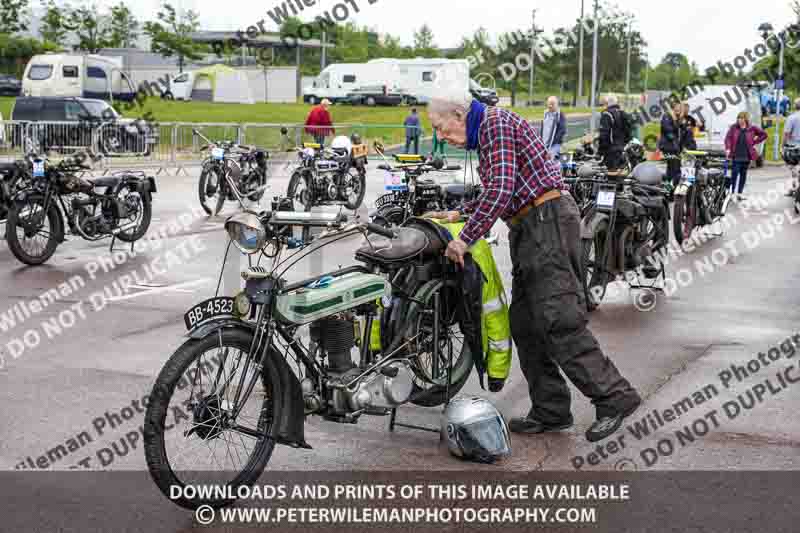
[{"xmin": 119, "ymin": 0, "xmax": 795, "ymax": 70}]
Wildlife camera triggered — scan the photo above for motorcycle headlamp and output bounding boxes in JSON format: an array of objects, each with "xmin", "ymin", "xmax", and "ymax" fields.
[
  {"xmin": 234, "ymin": 290, "xmax": 251, "ymax": 317},
  {"xmin": 224, "ymin": 211, "xmax": 267, "ymax": 254}
]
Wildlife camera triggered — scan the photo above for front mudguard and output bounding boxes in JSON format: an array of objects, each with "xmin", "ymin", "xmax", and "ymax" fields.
[
  {"xmin": 580, "ymin": 210, "xmax": 610, "ymax": 239},
  {"xmin": 188, "ymin": 318, "xmax": 311, "ymax": 449}
]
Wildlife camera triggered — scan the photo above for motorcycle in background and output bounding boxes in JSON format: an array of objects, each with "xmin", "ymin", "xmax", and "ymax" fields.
[
  {"xmin": 195, "ymin": 129, "xmax": 270, "ymax": 216},
  {"xmin": 5, "ymin": 150, "xmax": 155, "ymax": 265}
]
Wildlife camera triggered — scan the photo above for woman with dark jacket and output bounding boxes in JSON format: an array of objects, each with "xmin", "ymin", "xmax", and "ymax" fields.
[
  {"xmin": 659, "ymin": 102, "xmax": 692, "ymax": 186},
  {"xmin": 724, "ymin": 112, "xmax": 767, "ymax": 200}
]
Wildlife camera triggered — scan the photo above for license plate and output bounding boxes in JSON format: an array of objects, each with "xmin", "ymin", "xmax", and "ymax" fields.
[
  {"xmin": 211, "ymin": 147, "xmax": 224, "ymax": 160},
  {"xmin": 596, "ymin": 190, "xmax": 616, "ymax": 209},
  {"xmin": 384, "ymin": 173, "xmax": 407, "ymax": 191},
  {"xmin": 32, "ymin": 161, "xmax": 44, "ymax": 177},
  {"xmin": 184, "ymin": 296, "xmax": 235, "ymax": 330}
]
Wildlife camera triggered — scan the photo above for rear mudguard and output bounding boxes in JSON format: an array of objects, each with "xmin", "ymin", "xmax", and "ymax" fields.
[
  {"xmin": 188, "ymin": 318, "xmax": 311, "ymax": 449},
  {"xmin": 580, "ymin": 210, "xmax": 609, "ymax": 240}
]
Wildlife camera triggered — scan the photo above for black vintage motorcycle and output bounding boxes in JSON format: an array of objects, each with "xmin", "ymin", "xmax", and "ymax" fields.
[
  {"xmin": 783, "ymin": 143, "xmax": 800, "ymax": 215},
  {"xmin": 144, "ymin": 204, "xmax": 474, "ymax": 510},
  {"xmin": 286, "ymin": 135, "xmax": 368, "ymax": 212},
  {"xmin": 581, "ymin": 162, "xmax": 670, "ymax": 311},
  {"xmin": 195, "ymin": 129, "xmax": 270, "ymax": 216},
  {"xmin": 5, "ymin": 151, "xmax": 155, "ymax": 265},
  {"xmin": 0, "ymin": 160, "xmax": 28, "ymax": 222},
  {"xmin": 670, "ymin": 151, "xmax": 730, "ymax": 245},
  {"xmin": 371, "ymin": 151, "xmax": 469, "ymax": 226}
]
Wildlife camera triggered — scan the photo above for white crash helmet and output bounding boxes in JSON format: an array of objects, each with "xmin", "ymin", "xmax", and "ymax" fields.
[
  {"xmin": 441, "ymin": 396, "xmax": 511, "ymax": 464},
  {"xmin": 330, "ymin": 135, "xmax": 353, "ymax": 155}
]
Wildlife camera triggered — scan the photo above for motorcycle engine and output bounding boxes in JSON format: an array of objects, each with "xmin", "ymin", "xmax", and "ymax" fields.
[{"xmin": 346, "ymin": 361, "xmax": 415, "ymax": 412}]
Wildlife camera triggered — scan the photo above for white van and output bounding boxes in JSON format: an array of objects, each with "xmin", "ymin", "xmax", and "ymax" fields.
[
  {"xmin": 688, "ymin": 84, "xmax": 768, "ymax": 166},
  {"xmin": 22, "ymin": 53, "xmax": 136, "ymax": 102},
  {"xmin": 303, "ymin": 63, "xmax": 388, "ymax": 104}
]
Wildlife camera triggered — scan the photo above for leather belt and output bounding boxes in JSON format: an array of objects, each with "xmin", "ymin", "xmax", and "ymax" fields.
[{"xmin": 509, "ymin": 189, "xmax": 562, "ymax": 226}]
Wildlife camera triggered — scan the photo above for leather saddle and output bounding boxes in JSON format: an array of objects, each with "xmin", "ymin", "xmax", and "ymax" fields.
[{"xmin": 355, "ymin": 227, "xmax": 429, "ymax": 264}]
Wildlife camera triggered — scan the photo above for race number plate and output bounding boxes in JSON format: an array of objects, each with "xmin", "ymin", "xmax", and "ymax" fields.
[
  {"xmin": 384, "ymin": 173, "xmax": 407, "ymax": 191},
  {"xmin": 596, "ymin": 189, "xmax": 616, "ymax": 209},
  {"xmin": 184, "ymin": 296, "xmax": 235, "ymax": 330},
  {"xmin": 681, "ymin": 166, "xmax": 695, "ymax": 183},
  {"xmin": 211, "ymin": 147, "xmax": 225, "ymax": 160},
  {"xmin": 32, "ymin": 161, "xmax": 45, "ymax": 177}
]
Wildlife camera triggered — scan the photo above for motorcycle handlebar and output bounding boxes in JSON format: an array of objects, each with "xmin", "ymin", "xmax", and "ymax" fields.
[{"xmin": 365, "ymin": 223, "xmax": 395, "ymax": 239}]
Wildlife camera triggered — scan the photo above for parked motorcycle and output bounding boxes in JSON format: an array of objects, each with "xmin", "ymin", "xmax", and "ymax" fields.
[
  {"xmin": 0, "ymin": 160, "xmax": 27, "ymax": 222},
  {"xmin": 781, "ymin": 143, "xmax": 800, "ymax": 215},
  {"xmin": 195, "ymin": 129, "xmax": 270, "ymax": 215},
  {"xmin": 371, "ymin": 143, "xmax": 468, "ymax": 227},
  {"xmin": 5, "ymin": 151, "xmax": 155, "ymax": 265},
  {"xmin": 581, "ymin": 162, "xmax": 670, "ymax": 311},
  {"xmin": 143, "ymin": 205, "xmax": 472, "ymax": 510},
  {"xmin": 671, "ymin": 151, "xmax": 730, "ymax": 245},
  {"xmin": 287, "ymin": 134, "xmax": 368, "ymax": 212}
]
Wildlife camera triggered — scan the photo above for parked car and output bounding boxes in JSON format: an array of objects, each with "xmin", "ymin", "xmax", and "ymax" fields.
[
  {"xmin": 469, "ymin": 79, "xmax": 499, "ymax": 106},
  {"xmin": 10, "ymin": 96, "xmax": 158, "ymax": 156},
  {"xmin": 344, "ymin": 85, "xmax": 405, "ymax": 106},
  {"xmin": 0, "ymin": 74, "xmax": 21, "ymax": 96}
]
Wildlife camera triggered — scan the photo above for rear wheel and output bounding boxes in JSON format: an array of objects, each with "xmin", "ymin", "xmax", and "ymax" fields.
[
  {"xmin": 343, "ymin": 170, "xmax": 366, "ymax": 210},
  {"xmin": 402, "ymin": 279, "xmax": 472, "ymax": 407},
  {"xmin": 581, "ymin": 220, "xmax": 610, "ymax": 312},
  {"xmin": 6, "ymin": 197, "xmax": 60, "ymax": 265},
  {"xmin": 144, "ymin": 329, "xmax": 279, "ymax": 510},
  {"xmin": 115, "ymin": 186, "xmax": 152, "ymax": 242}
]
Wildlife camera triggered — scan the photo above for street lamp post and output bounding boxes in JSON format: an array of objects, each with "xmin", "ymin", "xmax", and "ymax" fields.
[
  {"xmin": 578, "ymin": 0, "xmax": 584, "ymax": 105},
  {"xmin": 625, "ymin": 18, "xmax": 633, "ymax": 98},
  {"xmin": 759, "ymin": 22, "xmax": 785, "ymax": 161},
  {"xmin": 589, "ymin": 0, "xmax": 599, "ymax": 130},
  {"xmin": 529, "ymin": 9, "xmax": 536, "ymax": 107}
]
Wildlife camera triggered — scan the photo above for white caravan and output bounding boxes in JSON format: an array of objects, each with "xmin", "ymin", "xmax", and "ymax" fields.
[
  {"xmin": 688, "ymin": 84, "xmax": 767, "ymax": 165},
  {"xmin": 22, "ymin": 53, "xmax": 136, "ymax": 101},
  {"xmin": 303, "ymin": 58, "xmax": 492, "ymax": 105}
]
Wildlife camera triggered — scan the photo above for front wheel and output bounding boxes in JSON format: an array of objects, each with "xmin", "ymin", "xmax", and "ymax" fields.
[
  {"xmin": 144, "ymin": 328, "xmax": 279, "ymax": 510},
  {"xmin": 673, "ymin": 190, "xmax": 693, "ymax": 245},
  {"xmin": 6, "ymin": 197, "xmax": 60, "ymax": 265},
  {"xmin": 198, "ymin": 165, "xmax": 224, "ymax": 215},
  {"xmin": 581, "ymin": 220, "xmax": 610, "ymax": 312},
  {"xmin": 287, "ymin": 170, "xmax": 312, "ymax": 243}
]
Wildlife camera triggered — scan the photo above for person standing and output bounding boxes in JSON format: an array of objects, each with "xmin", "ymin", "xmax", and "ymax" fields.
[
  {"xmin": 597, "ymin": 96, "xmax": 630, "ymax": 170},
  {"xmin": 725, "ymin": 112, "xmax": 767, "ymax": 201},
  {"xmin": 304, "ymin": 98, "xmax": 334, "ymax": 147},
  {"xmin": 432, "ymin": 129, "xmax": 447, "ymax": 156},
  {"xmin": 540, "ymin": 96, "xmax": 567, "ymax": 160},
  {"xmin": 425, "ymin": 91, "xmax": 641, "ymax": 443},
  {"xmin": 404, "ymin": 108, "xmax": 422, "ymax": 154},
  {"xmin": 659, "ymin": 102, "xmax": 687, "ymax": 187},
  {"xmin": 782, "ymin": 98, "xmax": 800, "ymax": 196}
]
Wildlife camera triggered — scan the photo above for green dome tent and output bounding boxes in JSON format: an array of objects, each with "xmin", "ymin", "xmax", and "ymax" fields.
[{"xmin": 190, "ymin": 64, "xmax": 255, "ymax": 104}]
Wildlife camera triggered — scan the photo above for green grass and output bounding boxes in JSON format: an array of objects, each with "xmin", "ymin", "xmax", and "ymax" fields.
[{"xmin": 0, "ymin": 95, "xmax": 595, "ymax": 150}]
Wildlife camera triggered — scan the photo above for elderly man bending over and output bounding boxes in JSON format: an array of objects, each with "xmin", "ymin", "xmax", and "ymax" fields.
[{"xmin": 425, "ymin": 91, "xmax": 641, "ymax": 443}]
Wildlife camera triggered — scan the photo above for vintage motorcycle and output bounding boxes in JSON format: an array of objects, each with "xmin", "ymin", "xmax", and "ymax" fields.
[
  {"xmin": 195, "ymin": 129, "xmax": 270, "ymax": 216},
  {"xmin": 581, "ymin": 162, "xmax": 670, "ymax": 311},
  {"xmin": 5, "ymin": 151, "xmax": 155, "ymax": 265},
  {"xmin": 0, "ymin": 160, "xmax": 28, "ymax": 222},
  {"xmin": 144, "ymin": 206, "xmax": 474, "ymax": 510},
  {"xmin": 286, "ymin": 134, "xmax": 368, "ymax": 212},
  {"xmin": 370, "ymin": 145, "xmax": 469, "ymax": 227},
  {"xmin": 670, "ymin": 151, "xmax": 730, "ymax": 244},
  {"xmin": 782, "ymin": 143, "xmax": 800, "ymax": 214}
]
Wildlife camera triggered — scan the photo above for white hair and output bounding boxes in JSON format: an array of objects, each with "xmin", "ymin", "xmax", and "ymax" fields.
[
  {"xmin": 606, "ymin": 95, "xmax": 618, "ymax": 106},
  {"xmin": 428, "ymin": 90, "xmax": 475, "ymax": 118}
]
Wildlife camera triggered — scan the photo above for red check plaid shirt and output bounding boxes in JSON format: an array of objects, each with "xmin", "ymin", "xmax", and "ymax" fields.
[{"xmin": 459, "ymin": 106, "xmax": 564, "ymax": 246}]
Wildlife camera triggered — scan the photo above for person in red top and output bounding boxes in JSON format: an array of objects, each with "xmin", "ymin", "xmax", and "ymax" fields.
[
  {"xmin": 425, "ymin": 90, "xmax": 641, "ymax": 444},
  {"xmin": 304, "ymin": 99, "xmax": 335, "ymax": 147}
]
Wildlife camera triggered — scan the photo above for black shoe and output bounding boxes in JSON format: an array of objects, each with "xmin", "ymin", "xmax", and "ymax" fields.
[
  {"xmin": 585, "ymin": 401, "xmax": 641, "ymax": 443},
  {"xmin": 509, "ymin": 416, "xmax": 573, "ymax": 435}
]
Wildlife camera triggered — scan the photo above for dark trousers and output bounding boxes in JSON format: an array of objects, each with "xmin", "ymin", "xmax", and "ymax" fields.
[
  {"xmin": 729, "ymin": 160, "xmax": 749, "ymax": 194},
  {"xmin": 508, "ymin": 193, "xmax": 641, "ymax": 423},
  {"xmin": 405, "ymin": 136, "xmax": 419, "ymax": 154},
  {"xmin": 601, "ymin": 149, "xmax": 624, "ymax": 171},
  {"xmin": 314, "ymin": 133, "xmax": 325, "ymax": 147}
]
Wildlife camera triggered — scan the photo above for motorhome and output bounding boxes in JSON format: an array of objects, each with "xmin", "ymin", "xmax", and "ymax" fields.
[
  {"xmin": 303, "ymin": 58, "xmax": 496, "ymax": 105},
  {"xmin": 688, "ymin": 84, "xmax": 768, "ymax": 166},
  {"xmin": 22, "ymin": 53, "xmax": 136, "ymax": 102}
]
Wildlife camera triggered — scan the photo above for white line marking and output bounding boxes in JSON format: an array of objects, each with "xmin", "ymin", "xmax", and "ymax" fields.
[{"xmin": 107, "ymin": 278, "xmax": 212, "ymax": 302}]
